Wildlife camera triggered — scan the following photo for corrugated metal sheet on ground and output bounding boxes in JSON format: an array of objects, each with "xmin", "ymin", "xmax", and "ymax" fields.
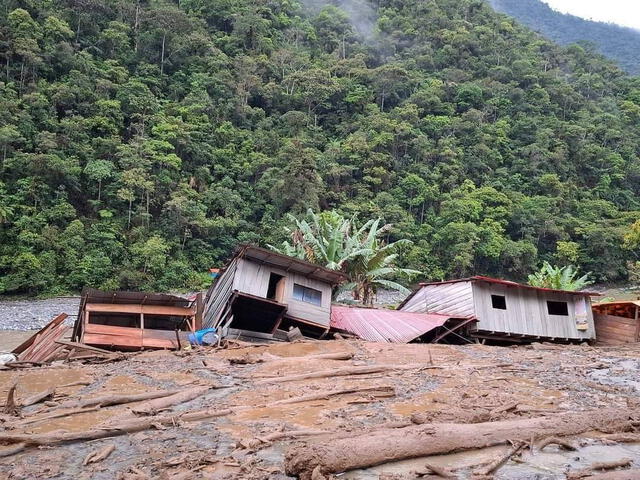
[{"xmin": 330, "ymin": 305, "xmax": 451, "ymax": 343}]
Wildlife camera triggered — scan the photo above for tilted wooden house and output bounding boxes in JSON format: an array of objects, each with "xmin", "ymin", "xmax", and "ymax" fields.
[
  {"xmin": 592, "ymin": 300, "xmax": 640, "ymax": 345},
  {"xmin": 398, "ymin": 276, "xmax": 599, "ymax": 343},
  {"xmin": 203, "ymin": 245, "xmax": 346, "ymax": 337}
]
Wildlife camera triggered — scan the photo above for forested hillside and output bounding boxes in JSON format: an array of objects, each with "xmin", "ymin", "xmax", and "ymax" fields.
[
  {"xmin": 1, "ymin": 0, "xmax": 639, "ymax": 295},
  {"xmin": 488, "ymin": 0, "xmax": 640, "ymax": 75}
]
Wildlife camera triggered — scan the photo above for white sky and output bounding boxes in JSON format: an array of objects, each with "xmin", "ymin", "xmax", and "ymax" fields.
[{"xmin": 542, "ymin": 0, "xmax": 640, "ymax": 30}]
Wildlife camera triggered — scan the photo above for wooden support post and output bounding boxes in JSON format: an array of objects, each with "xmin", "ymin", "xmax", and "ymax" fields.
[
  {"xmin": 634, "ymin": 306, "xmax": 639, "ymax": 342},
  {"xmin": 194, "ymin": 293, "xmax": 203, "ymax": 331},
  {"xmin": 140, "ymin": 313, "xmax": 144, "ymax": 351}
]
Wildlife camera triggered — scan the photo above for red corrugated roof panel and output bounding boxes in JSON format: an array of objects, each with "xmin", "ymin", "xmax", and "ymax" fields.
[{"xmin": 330, "ymin": 305, "xmax": 451, "ymax": 343}]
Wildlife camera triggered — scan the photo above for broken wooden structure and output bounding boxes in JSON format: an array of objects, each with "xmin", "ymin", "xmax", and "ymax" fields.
[
  {"xmin": 203, "ymin": 245, "xmax": 346, "ymax": 338},
  {"xmin": 72, "ymin": 289, "xmax": 200, "ymax": 350},
  {"xmin": 330, "ymin": 305, "xmax": 475, "ymax": 343},
  {"xmin": 399, "ymin": 276, "xmax": 599, "ymax": 343},
  {"xmin": 592, "ymin": 300, "xmax": 640, "ymax": 345},
  {"xmin": 11, "ymin": 313, "xmax": 71, "ymax": 364}
]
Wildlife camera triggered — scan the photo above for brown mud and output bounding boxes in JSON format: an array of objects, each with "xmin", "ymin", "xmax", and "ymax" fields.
[{"xmin": 0, "ymin": 340, "xmax": 638, "ymax": 479}]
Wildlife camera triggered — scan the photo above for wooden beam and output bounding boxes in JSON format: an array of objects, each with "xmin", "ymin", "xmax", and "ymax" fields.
[
  {"xmin": 85, "ymin": 303, "xmax": 195, "ymax": 316},
  {"xmin": 432, "ymin": 318, "xmax": 476, "ymax": 344}
]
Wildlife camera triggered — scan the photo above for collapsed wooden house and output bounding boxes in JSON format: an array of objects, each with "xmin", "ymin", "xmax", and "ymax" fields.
[
  {"xmin": 72, "ymin": 289, "xmax": 201, "ymax": 350},
  {"xmin": 399, "ymin": 276, "xmax": 599, "ymax": 343},
  {"xmin": 592, "ymin": 300, "xmax": 640, "ymax": 345},
  {"xmin": 203, "ymin": 245, "xmax": 346, "ymax": 338}
]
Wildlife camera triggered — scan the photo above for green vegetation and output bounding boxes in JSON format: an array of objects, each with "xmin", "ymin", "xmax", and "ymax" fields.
[
  {"xmin": 489, "ymin": 0, "xmax": 640, "ymax": 75},
  {"xmin": 1, "ymin": 0, "xmax": 640, "ymax": 296},
  {"xmin": 527, "ymin": 262, "xmax": 592, "ymax": 291},
  {"xmin": 271, "ymin": 209, "xmax": 419, "ymax": 305}
]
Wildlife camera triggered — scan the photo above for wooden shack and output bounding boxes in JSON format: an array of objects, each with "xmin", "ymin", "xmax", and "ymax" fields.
[
  {"xmin": 203, "ymin": 245, "xmax": 345, "ymax": 337},
  {"xmin": 72, "ymin": 289, "xmax": 199, "ymax": 350},
  {"xmin": 399, "ymin": 276, "xmax": 598, "ymax": 343},
  {"xmin": 592, "ymin": 300, "xmax": 640, "ymax": 345}
]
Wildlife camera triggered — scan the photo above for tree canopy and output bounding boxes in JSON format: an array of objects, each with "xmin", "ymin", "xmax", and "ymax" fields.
[{"xmin": 0, "ymin": 0, "xmax": 639, "ymax": 296}]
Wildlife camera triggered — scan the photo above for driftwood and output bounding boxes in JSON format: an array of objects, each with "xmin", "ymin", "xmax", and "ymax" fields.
[
  {"xmin": 256, "ymin": 364, "xmax": 421, "ymax": 384},
  {"xmin": 573, "ymin": 470, "xmax": 640, "ymax": 480},
  {"xmin": 21, "ymin": 388, "xmax": 55, "ymax": 407},
  {"xmin": 272, "ymin": 386, "xmax": 394, "ymax": 406},
  {"xmin": 83, "ymin": 444, "xmax": 116, "ymax": 465},
  {"xmin": 3, "ymin": 383, "xmax": 20, "ymax": 416},
  {"xmin": 0, "ymin": 443, "xmax": 26, "ymax": 458},
  {"xmin": 284, "ymin": 408, "xmax": 640, "ymax": 479},
  {"xmin": 474, "ymin": 442, "xmax": 525, "ymax": 476},
  {"xmin": 55, "ymin": 389, "xmax": 181, "ymax": 410},
  {"xmin": 131, "ymin": 387, "xmax": 210, "ymax": 415},
  {"xmin": 416, "ymin": 462, "xmax": 457, "ymax": 478},
  {"xmin": 568, "ymin": 459, "xmax": 634, "ymax": 479},
  {"xmin": 0, "ymin": 407, "xmax": 234, "ymax": 447},
  {"xmin": 18, "ymin": 406, "xmax": 102, "ymax": 425},
  {"xmin": 238, "ymin": 430, "xmax": 331, "ymax": 450},
  {"xmin": 537, "ymin": 436, "xmax": 576, "ymax": 451}
]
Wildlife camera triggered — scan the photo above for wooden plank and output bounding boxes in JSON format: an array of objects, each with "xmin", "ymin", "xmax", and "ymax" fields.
[
  {"xmin": 84, "ymin": 324, "xmax": 143, "ymax": 348},
  {"xmin": 85, "ymin": 303, "xmax": 194, "ymax": 316},
  {"xmin": 12, "ymin": 314, "xmax": 68, "ymax": 355},
  {"xmin": 594, "ymin": 314, "xmax": 638, "ymax": 326}
]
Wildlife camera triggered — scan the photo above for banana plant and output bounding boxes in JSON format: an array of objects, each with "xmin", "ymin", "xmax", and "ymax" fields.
[{"xmin": 527, "ymin": 261, "xmax": 593, "ymax": 291}]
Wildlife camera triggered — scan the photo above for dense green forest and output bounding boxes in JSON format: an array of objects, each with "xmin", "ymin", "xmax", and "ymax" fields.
[
  {"xmin": 488, "ymin": 0, "xmax": 640, "ymax": 75},
  {"xmin": 1, "ymin": 0, "xmax": 639, "ymax": 296}
]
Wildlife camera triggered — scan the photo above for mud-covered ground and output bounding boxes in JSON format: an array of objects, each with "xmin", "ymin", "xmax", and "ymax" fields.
[{"xmin": 0, "ymin": 340, "xmax": 639, "ymax": 479}]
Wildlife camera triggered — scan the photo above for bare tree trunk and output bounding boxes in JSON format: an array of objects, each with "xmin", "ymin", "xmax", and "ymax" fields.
[
  {"xmin": 160, "ymin": 32, "xmax": 166, "ymax": 75},
  {"xmin": 284, "ymin": 408, "xmax": 639, "ymax": 479},
  {"xmin": 134, "ymin": 1, "xmax": 140, "ymax": 52}
]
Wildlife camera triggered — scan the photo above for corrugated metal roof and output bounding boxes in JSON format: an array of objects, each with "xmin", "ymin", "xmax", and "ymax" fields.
[
  {"xmin": 419, "ymin": 276, "xmax": 600, "ymax": 296},
  {"xmin": 79, "ymin": 288, "xmax": 193, "ymax": 307},
  {"xmin": 330, "ymin": 305, "xmax": 451, "ymax": 343}
]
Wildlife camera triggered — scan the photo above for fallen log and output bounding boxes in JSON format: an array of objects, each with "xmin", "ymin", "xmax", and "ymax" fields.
[
  {"xmin": 55, "ymin": 389, "xmax": 181, "ymax": 410},
  {"xmin": 130, "ymin": 387, "xmax": 210, "ymax": 415},
  {"xmin": 0, "ymin": 442, "xmax": 26, "ymax": 458},
  {"xmin": 272, "ymin": 386, "xmax": 394, "ymax": 406},
  {"xmin": 284, "ymin": 407, "xmax": 639, "ymax": 479},
  {"xmin": 18, "ymin": 406, "xmax": 101, "ymax": 425},
  {"xmin": 574, "ymin": 470, "xmax": 640, "ymax": 480},
  {"xmin": 568, "ymin": 459, "xmax": 634, "ymax": 479},
  {"xmin": 256, "ymin": 364, "xmax": 420, "ymax": 384},
  {"xmin": 83, "ymin": 444, "xmax": 116, "ymax": 465}
]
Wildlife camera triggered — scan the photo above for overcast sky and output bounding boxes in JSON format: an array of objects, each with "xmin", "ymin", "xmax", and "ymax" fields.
[{"xmin": 542, "ymin": 0, "xmax": 640, "ymax": 30}]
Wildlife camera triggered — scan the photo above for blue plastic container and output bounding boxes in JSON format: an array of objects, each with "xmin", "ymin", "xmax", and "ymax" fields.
[{"xmin": 188, "ymin": 328, "xmax": 218, "ymax": 346}]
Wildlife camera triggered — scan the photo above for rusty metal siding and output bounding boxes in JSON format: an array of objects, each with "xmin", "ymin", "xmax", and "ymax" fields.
[
  {"xmin": 400, "ymin": 281, "xmax": 475, "ymax": 318},
  {"xmin": 331, "ymin": 306, "xmax": 450, "ymax": 343},
  {"xmin": 471, "ymin": 281, "xmax": 595, "ymax": 340}
]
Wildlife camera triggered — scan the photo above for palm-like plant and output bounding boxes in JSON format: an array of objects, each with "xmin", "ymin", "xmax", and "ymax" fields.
[
  {"xmin": 270, "ymin": 209, "xmax": 420, "ymax": 305},
  {"xmin": 527, "ymin": 261, "xmax": 593, "ymax": 291}
]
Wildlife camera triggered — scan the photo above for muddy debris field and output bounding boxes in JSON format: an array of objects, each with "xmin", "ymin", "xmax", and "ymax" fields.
[{"xmin": 1, "ymin": 340, "xmax": 640, "ymax": 479}]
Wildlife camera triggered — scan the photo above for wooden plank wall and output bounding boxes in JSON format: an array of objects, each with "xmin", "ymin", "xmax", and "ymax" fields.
[
  {"xmin": 472, "ymin": 282, "xmax": 595, "ymax": 340},
  {"xmin": 594, "ymin": 313, "xmax": 638, "ymax": 345},
  {"xmin": 233, "ymin": 258, "xmax": 332, "ymax": 326}
]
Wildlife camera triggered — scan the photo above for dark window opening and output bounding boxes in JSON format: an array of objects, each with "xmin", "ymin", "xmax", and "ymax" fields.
[
  {"xmin": 88, "ymin": 313, "xmax": 140, "ymax": 328},
  {"xmin": 292, "ymin": 284, "xmax": 322, "ymax": 306},
  {"xmin": 547, "ymin": 301, "xmax": 569, "ymax": 316},
  {"xmin": 266, "ymin": 273, "xmax": 285, "ymax": 301},
  {"xmin": 491, "ymin": 295, "xmax": 507, "ymax": 310},
  {"xmin": 144, "ymin": 315, "xmax": 189, "ymax": 330}
]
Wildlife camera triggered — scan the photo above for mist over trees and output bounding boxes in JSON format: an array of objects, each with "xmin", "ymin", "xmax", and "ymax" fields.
[
  {"xmin": 488, "ymin": 0, "xmax": 640, "ymax": 75},
  {"xmin": 1, "ymin": 0, "xmax": 640, "ymax": 296}
]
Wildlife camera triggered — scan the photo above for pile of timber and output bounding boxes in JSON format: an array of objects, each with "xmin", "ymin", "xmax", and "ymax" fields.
[{"xmin": 7, "ymin": 314, "xmax": 118, "ymax": 367}]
